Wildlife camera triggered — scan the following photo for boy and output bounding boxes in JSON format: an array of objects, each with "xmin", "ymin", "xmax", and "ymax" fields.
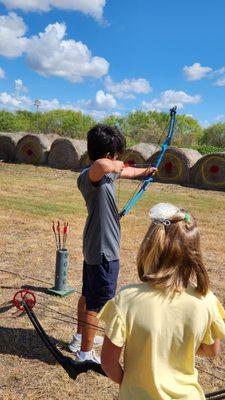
[{"xmin": 68, "ymin": 124, "xmax": 156, "ymax": 363}]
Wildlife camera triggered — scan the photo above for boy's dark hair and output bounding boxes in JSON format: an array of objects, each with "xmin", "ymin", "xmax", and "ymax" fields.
[{"xmin": 87, "ymin": 124, "xmax": 126, "ymax": 161}]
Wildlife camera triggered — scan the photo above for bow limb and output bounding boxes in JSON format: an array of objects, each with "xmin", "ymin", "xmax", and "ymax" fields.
[
  {"xmin": 119, "ymin": 106, "xmax": 177, "ymax": 218},
  {"xmin": 20, "ymin": 297, "xmax": 106, "ymax": 379}
]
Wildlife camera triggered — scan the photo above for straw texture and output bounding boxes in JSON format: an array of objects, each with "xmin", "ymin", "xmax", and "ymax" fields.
[
  {"xmin": 119, "ymin": 143, "xmax": 160, "ymax": 165},
  {"xmin": 190, "ymin": 152, "xmax": 225, "ymax": 191},
  {"xmin": 148, "ymin": 146, "xmax": 202, "ymax": 185},
  {"xmin": 48, "ymin": 138, "xmax": 87, "ymax": 170},
  {"xmin": 0, "ymin": 132, "xmax": 26, "ymax": 162},
  {"xmin": 15, "ymin": 133, "xmax": 58, "ymax": 165}
]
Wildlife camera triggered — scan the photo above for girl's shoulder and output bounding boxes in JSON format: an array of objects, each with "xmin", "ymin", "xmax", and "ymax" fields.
[{"xmin": 186, "ymin": 285, "xmax": 225, "ymax": 316}]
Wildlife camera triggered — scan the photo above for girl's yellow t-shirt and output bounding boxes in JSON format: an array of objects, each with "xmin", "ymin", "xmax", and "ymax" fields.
[{"xmin": 98, "ymin": 283, "xmax": 225, "ymax": 400}]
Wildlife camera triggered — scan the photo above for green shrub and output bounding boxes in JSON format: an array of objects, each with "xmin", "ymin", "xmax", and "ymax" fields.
[{"xmin": 195, "ymin": 145, "xmax": 225, "ymax": 155}]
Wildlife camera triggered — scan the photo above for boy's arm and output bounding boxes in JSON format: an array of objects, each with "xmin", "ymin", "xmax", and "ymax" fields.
[
  {"xmin": 120, "ymin": 166, "xmax": 157, "ymax": 179},
  {"xmin": 89, "ymin": 159, "xmax": 125, "ymax": 183}
]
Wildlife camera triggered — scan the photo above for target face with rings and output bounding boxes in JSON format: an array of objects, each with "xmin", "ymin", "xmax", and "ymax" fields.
[{"xmin": 191, "ymin": 153, "xmax": 225, "ymax": 190}]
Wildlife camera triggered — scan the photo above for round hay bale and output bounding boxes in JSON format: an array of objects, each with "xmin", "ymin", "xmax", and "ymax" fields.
[
  {"xmin": 119, "ymin": 143, "xmax": 160, "ymax": 165},
  {"xmin": 190, "ymin": 152, "xmax": 225, "ymax": 191},
  {"xmin": 15, "ymin": 133, "xmax": 57, "ymax": 165},
  {"xmin": 0, "ymin": 132, "xmax": 26, "ymax": 162},
  {"xmin": 80, "ymin": 150, "xmax": 91, "ymax": 169},
  {"xmin": 148, "ymin": 146, "xmax": 202, "ymax": 185},
  {"xmin": 48, "ymin": 138, "xmax": 87, "ymax": 171}
]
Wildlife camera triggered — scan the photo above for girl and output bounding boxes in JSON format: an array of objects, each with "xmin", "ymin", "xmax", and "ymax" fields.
[{"xmin": 99, "ymin": 203, "xmax": 225, "ymax": 399}]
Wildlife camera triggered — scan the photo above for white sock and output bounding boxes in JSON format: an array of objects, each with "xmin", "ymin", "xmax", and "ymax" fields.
[
  {"xmin": 79, "ymin": 350, "xmax": 93, "ymax": 360},
  {"xmin": 74, "ymin": 333, "xmax": 82, "ymax": 340}
]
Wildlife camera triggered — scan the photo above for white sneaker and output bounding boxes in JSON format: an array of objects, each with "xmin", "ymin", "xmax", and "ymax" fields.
[
  {"xmin": 74, "ymin": 349, "xmax": 100, "ymax": 364},
  {"xmin": 68, "ymin": 334, "xmax": 103, "ymax": 353}
]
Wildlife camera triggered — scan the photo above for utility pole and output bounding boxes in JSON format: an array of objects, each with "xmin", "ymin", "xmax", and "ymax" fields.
[{"xmin": 34, "ymin": 99, "xmax": 41, "ymax": 133}]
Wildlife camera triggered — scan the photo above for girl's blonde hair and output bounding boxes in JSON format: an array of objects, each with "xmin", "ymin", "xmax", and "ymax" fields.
[{"xmin": 137, "ymin": 206, "xmax": 209, "ymax": 296}]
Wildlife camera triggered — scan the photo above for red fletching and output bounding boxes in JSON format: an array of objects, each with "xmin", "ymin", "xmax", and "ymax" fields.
[{"xmin": 63, "ymin": 222, "xmax": 68, "ymax": 234}]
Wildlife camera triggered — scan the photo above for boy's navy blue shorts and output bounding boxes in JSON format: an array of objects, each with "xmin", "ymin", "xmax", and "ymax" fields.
[{"xmin": 82, "ymin": 256, "xmax": 119, "ymax": 312}]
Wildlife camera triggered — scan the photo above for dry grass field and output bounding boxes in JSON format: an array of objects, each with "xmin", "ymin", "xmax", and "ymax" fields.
[{"xmin": 0, "ymin": 162, "xmax": 225, "ymax": 400}]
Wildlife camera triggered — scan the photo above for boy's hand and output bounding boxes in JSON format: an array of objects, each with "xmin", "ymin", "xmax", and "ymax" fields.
[{"xmin": 144, "ymin": 167, "xmax": 157, "ymax": 177}]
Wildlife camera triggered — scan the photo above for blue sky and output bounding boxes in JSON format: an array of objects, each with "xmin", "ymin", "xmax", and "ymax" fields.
[{"xmin": 0, "ymin": 0, "xmax": 225, "ymax": 125}]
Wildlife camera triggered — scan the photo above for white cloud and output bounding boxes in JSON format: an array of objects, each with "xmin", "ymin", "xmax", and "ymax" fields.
[
  {"xmin": 38, "ymin": 98, "xmax": 61, "ymax": 111},
  {"xmin": 141, "ymin": 90, "xmax": 201, "ymax": 111},
  {"xmin": 0, "ymin": 14, "xmax": 109, "ymax": 82},
  {"xmin": 213, "ymin": 67, "xmax": 225, "ymax": 76},
  {"xmin": 200, "ymin": 120, "xmax": 210, "ymax": 128},
  {"xmin": 0, "ymin": 12, "xmax": 28, "ymax": 57},
  {"xmin": 183, "ymin": 62, "xmax": 212, "ymax": 81},
  {"xmin": 94, "ymin": 90, "xmax": 117, "ymax": 109},
  {"xmin": 0, "ymin": 67, "xmax": 5, "ymax": 78},
  {"xmin": 214, "ymin": 77, "xmax": 225, "ymax": 87},
  {"xmin": 73, "ymin": 90, "xmax": 117, "ymax": 118},
  {"xmin": 183, "ymin": 63, "xmax": 225, "ymax": 87},
  {"xmin": 104, "ymin": 76, "xmax": 152, "ymax": 99},
  {"xmin": 15, "ymin": 78, "xmax": 28, "ymax": 93},
  {"xmin": 212, "ymin": 66, "xmax": 225, "ymax": 86},
  {"xmin": 38, "ymin": 90, "xmax": 118, "ymax": 119},
  {"xmin": 1, "ymin": 0, "xmax": 106, "ymax": 21},
  {"xmin": 0, "ymin": 91, "xmax": 31, "ymax": 109},
  {"xmin": 215, "ymin": 114, "xmax": 225, "ymax": 122},
  {"xmin": 26, "ymin": 22, "xmax": 109, "ymax": 82},
  {"xmin": 0, "ymin": 85, "xmax": 118, "ymax": 120}
]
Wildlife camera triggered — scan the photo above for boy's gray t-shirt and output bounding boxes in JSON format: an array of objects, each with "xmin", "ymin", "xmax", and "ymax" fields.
[{"xmin": 77, "ymin": 167, "xmax": 120, "ymax": 265}]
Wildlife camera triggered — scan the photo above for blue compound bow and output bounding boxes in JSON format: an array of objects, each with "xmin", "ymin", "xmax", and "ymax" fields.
[{"xmin": 119, "ymin": 106, "xmax": 177, "ymax": 218}]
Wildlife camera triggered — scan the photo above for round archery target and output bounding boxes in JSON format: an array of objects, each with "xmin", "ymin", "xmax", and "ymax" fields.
[
  {"xmin": 17, "ymin": 139, "xmax": 42, "ymax": 164},
  {"xmin": 157, "ymin": 154, "xmax": 183, "ymax": 182},
  {"xmin": 119, "ymin": 143, "xmax": 160, "ymax": 166},
  {"xmin": 120, "ymin": 151, "xmax": 147, "ymax": 165},
  {"xmin": 148, "ymin": 147, "xmax": 201, "ymax": 185},
  {"xmin": 15, "ymin": 134, "xmax": 53, "ymax": 165},
  {"xmin": 190, "ymin": 153, "xmax": 225, "ymax": 191},
  {"xmin": 201, "ymin": 156, "xmax": 225, "ymax": 187}
]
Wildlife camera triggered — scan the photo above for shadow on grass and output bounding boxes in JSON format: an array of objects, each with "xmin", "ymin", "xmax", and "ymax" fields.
[
  {"xmin": 0, "ymin": 301, "xmax": 14, "ymax": 314},
  {"xmin": 0, "ymin": 326, "xmax": 57, "ymax": 365},
  {"xmin": 0, "ymin": 284, "xmax": 49, "ymax": 294},
  {"xmin": 21, "ymin": 284, "xmax": 49, "ymax": 294}
]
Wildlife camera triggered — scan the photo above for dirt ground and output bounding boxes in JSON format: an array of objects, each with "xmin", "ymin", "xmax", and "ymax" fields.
[{"xmin": 0, "ymin": 163, "xmax": 225, "ymax": 400}]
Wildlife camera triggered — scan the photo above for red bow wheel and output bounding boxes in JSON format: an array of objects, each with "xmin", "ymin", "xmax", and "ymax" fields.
[{"xmin": 13, "ymin": 290, "xmax": 36, "ymax": 311}]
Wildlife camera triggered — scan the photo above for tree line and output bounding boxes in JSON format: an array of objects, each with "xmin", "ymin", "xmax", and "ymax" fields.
[{"xmin": 0, "ymin": 109, "xmax": 225, "ymax": 151}]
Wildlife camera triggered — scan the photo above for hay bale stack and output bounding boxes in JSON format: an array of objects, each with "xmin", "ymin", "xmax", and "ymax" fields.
[
  {"xmin": 190, "ymin": 152, "xmax": 225, "ymax": 191},
  {"xmin": 0, "ymin": 132, "xmax": 26, "ymax": 162},
  {"xmin": 15, "ymin": 133, "xmax": 57, "ymax": 165},
  {"xmin": 119, "ymin": 143, "xmax": 160, "ymax": 165},
  {"xmin": 48, "ymin": 138, "xmax": 87, "ymax": 171},
  {"xmin": 148, "ymin": 146, "xmax": 202, "ymax": 185}
]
